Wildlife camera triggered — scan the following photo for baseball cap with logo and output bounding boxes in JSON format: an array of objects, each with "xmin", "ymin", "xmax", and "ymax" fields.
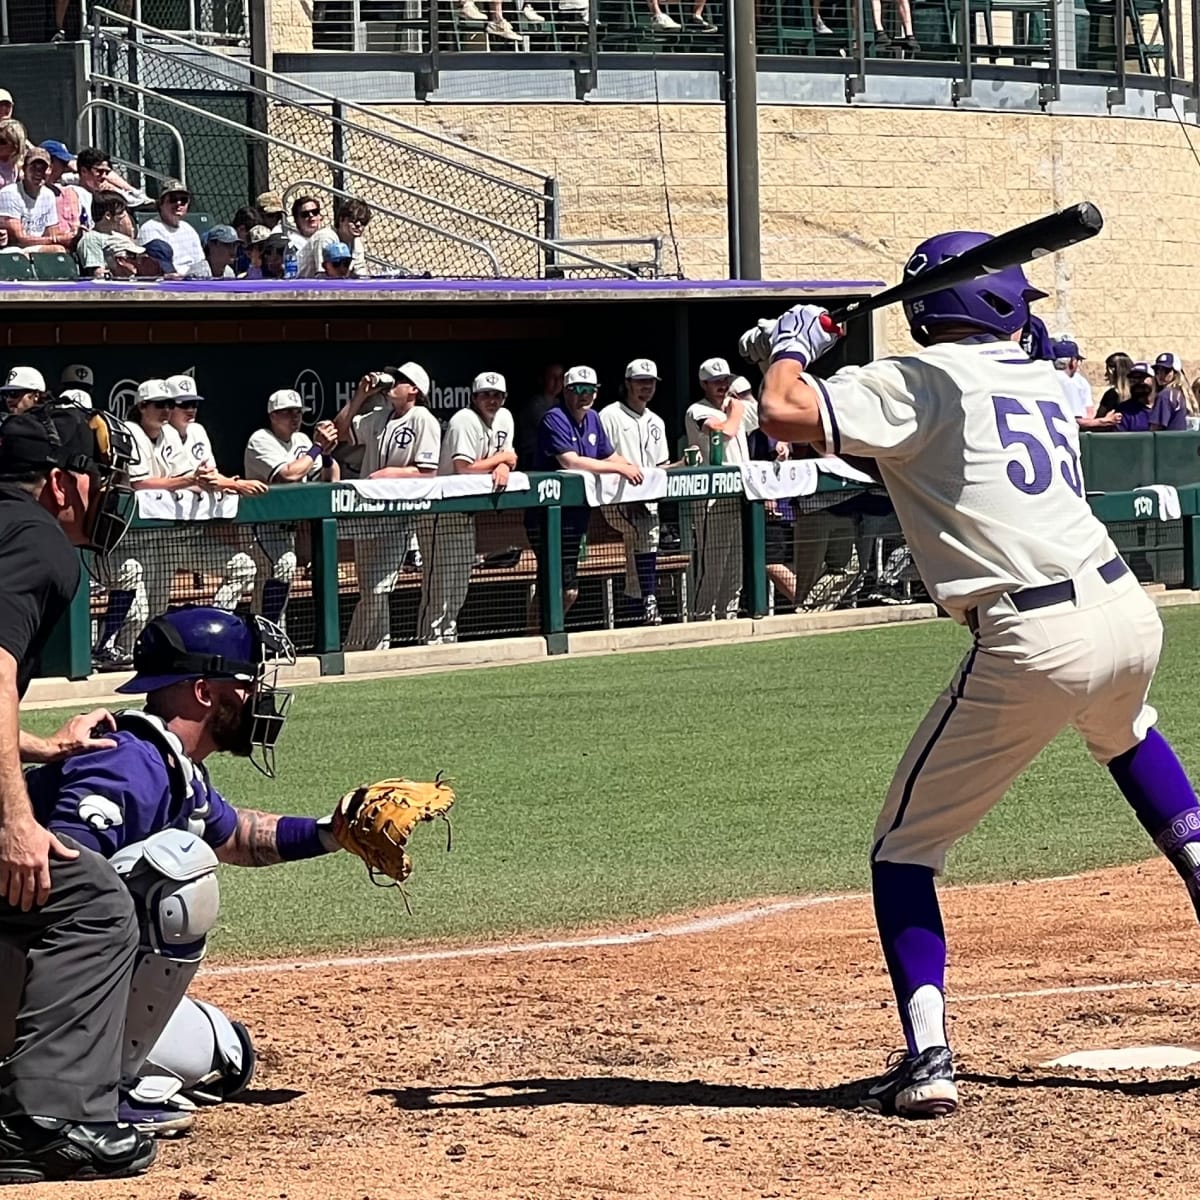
[
  {"xmin": 58, "ymin": 388, "xmax": 92, "ymax": 410},
  {"xmin": 625, "ymin": 358, "xmax": 660, "ymax": 380},
  {"xmin": 728, "ymin": 375, "xmax": 754, "ymax": 398},
  {"xmin": 267, "ymin": 388, "xmax": 304, "ymax": 413},
  {"xmin": 321, "ymin": 240, "xmax": 353, "ymax": 264},
  {"xmin": 1155, "ymin": 352, "xmax": 1183, "ymax": 373},
  {"xmin": 256, "ymin": 190, "xmax": 284, "ymax": 216},
  {"xmin": 23, "ymin": 146, "xmax": 50, "ymax": 169},
  {"xmin": 61, "ymin": 364, "xmax": 94, "ymax": 389},
  {"xmin": 698, "ymin": 357, "xmax": 733, "ymax": 382},
  {"xmin": 165, "ymin": 374, "xmax": 203, "ymax": 403},
  {"xmin": 139, "ymin": 238, "xmax": 176, "ymax": 273},
  {"xmin": 564, "ymin": 365, "xmax": 598, "ymax": 389},
  {"xmin": 135, "ymin": 379, "xmax": 172, "ymax": 406},
  {"xmin": 0, "ymin": 366, "xmax": 45, "ymax": 394},
  {"xmin": 248, "ymin": 225, "xmax": 272, "ymax": 246},
  {"xmin": 472, "ymin": 371, "xmax": 507, "ymax": 394},
  {"xmin": 39, "ymin": 139, "xmax": 72, "ymax": 164},
  {"xmin": 394, "ymin": 361, "xmax": 431, "ymax": 397}
]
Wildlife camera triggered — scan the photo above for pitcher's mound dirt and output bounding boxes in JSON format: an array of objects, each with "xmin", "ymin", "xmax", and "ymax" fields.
[{"xmin": 39, "ymin": 860, "xmax": 1200, "ymax": 1200}]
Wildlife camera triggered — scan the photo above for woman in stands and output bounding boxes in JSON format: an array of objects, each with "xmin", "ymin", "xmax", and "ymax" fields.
[
  {"xmin": 0, "ymin": 119, "xmax": 26, "ymax": 189},
  {"xmin": 1096, "ymin": 352, "xmax": 1133, "ymax": 418}
]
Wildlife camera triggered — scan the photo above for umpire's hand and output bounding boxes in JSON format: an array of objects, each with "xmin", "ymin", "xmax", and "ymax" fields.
[{"xmin": 0, "ymin": 810, "xmax": 78, "ymax": 911}]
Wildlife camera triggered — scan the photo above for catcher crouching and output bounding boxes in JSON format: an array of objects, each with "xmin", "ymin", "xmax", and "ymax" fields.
[{"xmin": 20, "ymin": 607, "xmax": 453, "ymax": 1142}]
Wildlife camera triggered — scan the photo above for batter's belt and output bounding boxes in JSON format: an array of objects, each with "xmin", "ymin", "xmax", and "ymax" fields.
[{"xmin": 966, "ymin": 554, "xmax": 1128, "ymax": 633}]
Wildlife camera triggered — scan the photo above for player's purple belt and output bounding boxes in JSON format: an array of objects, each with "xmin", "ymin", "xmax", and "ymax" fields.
[{"xmin": 967, "ymin": 555, "xmax": 1129, "ymax": 631}]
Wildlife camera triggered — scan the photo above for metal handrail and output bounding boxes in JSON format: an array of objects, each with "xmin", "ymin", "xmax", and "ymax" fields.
[
  {"xmin": 76, "ymin": 98, "xmax": 188, "ymax": 184},
  {"xmin": 88, "ymin": 7, "xmax": 552, "ymax": 190},
  {"xmin": 88, "ymin": 0, "xmax": 249, "ymax": 43},
  {"xmin": 279, "ymin": 178, "xmax": 503, "ymax": 277},
  {"xmin": 88, "ymin": 73, "xmax": 639, "ymax": 277}
]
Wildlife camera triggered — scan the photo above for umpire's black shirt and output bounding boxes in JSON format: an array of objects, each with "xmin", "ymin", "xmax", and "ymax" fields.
[{"xmin": 0, "ymin": 485, "xmax": 79, "ymax": 697}]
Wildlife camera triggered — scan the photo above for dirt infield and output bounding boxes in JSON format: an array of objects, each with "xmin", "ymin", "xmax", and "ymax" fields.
[{"xmin": 41, "ymin": 859, "xmax": 1200, "ymax": 1200}]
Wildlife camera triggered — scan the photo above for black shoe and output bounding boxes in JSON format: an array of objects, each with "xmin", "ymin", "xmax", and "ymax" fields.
[
  {"xmin": 0, "ymin": 1116, "xmax": 157, "ymax": 1184},
  {"xmin": 872, "ymin": 27, "xmax": 892, "ymax": 48},
  {"xmin": 901, "ymin": 33, "xmax": 920, "ymax": 52},
  {"xmin": 92, "ymin": 643, "xmax": 133, "ymax": 672},
  {"xmin": 685, "ymin": 12, "xmax": 717, "ymax": 30},
  {"xmin": 861, "ymin": 1046, "xmax": 958, "ymax": 1117}
]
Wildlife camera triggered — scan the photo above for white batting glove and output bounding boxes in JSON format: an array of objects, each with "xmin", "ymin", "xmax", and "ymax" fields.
[
  {"xmin": 738, "ymin": 318, "xmax": 775, "ymax": 369},
  {"xmin": 768, "ymin": 304, "xmax": 842, "ymax": 369}
]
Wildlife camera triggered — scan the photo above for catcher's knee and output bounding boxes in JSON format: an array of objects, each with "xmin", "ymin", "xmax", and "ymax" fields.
[{"xmin": 273, "ymin": 550, "xmax": 297, "ymax": 585}]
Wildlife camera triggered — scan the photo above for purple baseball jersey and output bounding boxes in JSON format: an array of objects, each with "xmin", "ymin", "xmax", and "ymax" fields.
[
  {"xmin": 26, "ymin": 719, "xmax": 237, "ymax": 858},
  {"xmin": 1114, "ymin": 400, "xmax": 1153, "ymax": 433},
  {"xmin": 535, "ymin": 401, "xmax": 615, "ymax": 470},
  {"xmin": 1150, "ymin": 386, "xmax": 1188, "ymax": 431}
]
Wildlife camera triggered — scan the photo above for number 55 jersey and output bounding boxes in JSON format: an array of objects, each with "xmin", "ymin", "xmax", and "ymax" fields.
[{"xmin": 809, "ymin": 335, "xmax": 1110, "ymax": 621}]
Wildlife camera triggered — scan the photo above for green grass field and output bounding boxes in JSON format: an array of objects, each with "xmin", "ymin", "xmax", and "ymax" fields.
[{"xmin": 28, "ymin": 609, "xmax": 1200, "ymax": 958}]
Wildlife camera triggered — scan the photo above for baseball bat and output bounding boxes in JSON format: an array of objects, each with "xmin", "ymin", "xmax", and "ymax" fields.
[{"xmin": 826, "ymin": 202, "xmax": 1103, "ymax": 326}]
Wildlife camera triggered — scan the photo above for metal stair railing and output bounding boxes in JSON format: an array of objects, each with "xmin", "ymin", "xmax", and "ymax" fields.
[{"xmin": 77, "ymin": 99, "xmax": 188, "ymax": 184}]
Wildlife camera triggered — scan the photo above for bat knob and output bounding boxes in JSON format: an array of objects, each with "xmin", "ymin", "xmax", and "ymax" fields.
[{"xmin": 819, "ymin": 313, "xmax": 846, "ymax": 337}]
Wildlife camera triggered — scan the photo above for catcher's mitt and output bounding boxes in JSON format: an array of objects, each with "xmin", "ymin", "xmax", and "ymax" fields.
[{"xmin": 331, "ymin": 774, "xmax": 455, "ymax": 892}]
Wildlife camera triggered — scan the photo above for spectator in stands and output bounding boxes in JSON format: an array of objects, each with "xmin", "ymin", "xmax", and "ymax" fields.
[
  {"xmin": 0, "ymin": 146, "xmax": 72, "ymax": 250},
  {"xmin": 299, "ymin": 196, "xmax": 369, "ymax": 278},
  {"xmin": 321, "ymin": 239, "xmax": 353, "ymax": 279},
  {"xmin": 37, "ymin": 139, "xmax": 87, "ymax": 237},
  {"xmin": 598, "ymin": 358, "xmax": 672, "ymax": 625},
  {"xmin": 0, "ymin": 90, "xmax": 12, "ymax": 122},
  {"xmin": 50, "ymin": 0, "xmax": 70, "ymax": 42},
  {"xmin": 0, "ymin": 118, "xmax": 26, "ymax": 188},
  {"xmin": 519, "ymin": 361, "xmax": 564, "ymax": 467},
  {"xmin": 72, "ymin": 190, "xmax": 134, "ymax": 275},
  {"xmin": 240, "ymin": 224, "xmax": 271, "ymax": 278},
  {"xmin": 1, "ymin": 366, "xmax": 48, "ymax": 414},
  {"xmin": 136, "ymin": 237, "xmax": 179, "ymax": 278},
  {"xmin": 871, "ymin": 0, "xmax": 918, "ymax": 50},
  {"xmin": 231, "ymin": 203, "xmax": 265, "ymax": 273},
  {"xmin": 60, "ymin": 148, "xmax": 148, "ymax": 223},
  {"xmin": 260, "ymin": 232, "xmax": 289, "ymax": 279},
  {"xmin": 255, "ymin": 191, "xmax": 285, "ymax": 233},
  {"xmin": 458, "ymin": 0, "xmax": 521, "ymax": 41},
  {"xmin": 244, "ymin": 389, "xmax": 340, "ymax": 626},
  {"xmin": 526, "ymin": 364, "xmax": 643, "ymax": 623},
  {"xmin": 1097, "ymin": 351, "xmax": 1132, "ymax": 418},
  {"xmin": 1051, "ymin": 338, "xmax": 1092, "ymax": 420},
  {"xmin": 1080, "ymin": 361, "xmax": 1154, "ymax": 432},
  {"xmin": 138, "ymin": 178, "xmax": 203, "ymax": 275},
  {"xmin": 1151, "ymin": 352, "xmax": 1189, "ymax": 430},
  {"xmin": 202, "ymin": 224, "xmax": 239, "ymax": 278},
  {"xmin": 288, "ymin": 194, "xmax": 323, "ymax": 254}
]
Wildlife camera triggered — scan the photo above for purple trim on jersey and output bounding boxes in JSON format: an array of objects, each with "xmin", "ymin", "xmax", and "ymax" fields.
[
  {"xmin": 536, "ymin": 402, "xmax": 615, "ymax": 469},
  {"xmin": 812, "ymin": 375, "xmax": 841, "ymax": 455},
  {"xmin": 772, "ymin": 351, "xmax": 811, "ymax": 368},
  {"xmin": 871, "ymin": 641, "xmax": 980, "ymax": 864}
]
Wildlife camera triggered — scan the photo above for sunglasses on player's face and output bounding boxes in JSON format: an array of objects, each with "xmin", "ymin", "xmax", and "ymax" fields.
[
  {"xmin": 174, "ymin": 398, "xmax": 200, "ymax": 409},
  {"xmin": 144, "ymin": 398, "xmax": 174, "ymax": 409},
  {"xmin": 567, "ymin": 384, "xmax": 597, "ymax": 396},
  {"xmin": 165, "ymin": 193, "xmax": 190, "ymax": 206}
]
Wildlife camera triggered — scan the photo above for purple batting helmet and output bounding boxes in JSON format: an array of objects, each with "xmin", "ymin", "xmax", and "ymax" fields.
[{"xmin": 902, "ymin": 231, "xmax": 1048, "ymax": 347}]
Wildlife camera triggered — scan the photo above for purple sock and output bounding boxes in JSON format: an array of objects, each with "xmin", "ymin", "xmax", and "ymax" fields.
[
  {"xmin": 635, "ymin": 553, "xmax": 658, "ymax": 603},
  {"xmin": 1109, "ymin": 729, "xmax": 1200, "ymax": 914},
  {"xmin": 872, "ymin": 860, "xmax": 947, "ymax": 1055},
  {"xmin": 98, "ymin": 590, "xmax": 135, "ymax": 646}
]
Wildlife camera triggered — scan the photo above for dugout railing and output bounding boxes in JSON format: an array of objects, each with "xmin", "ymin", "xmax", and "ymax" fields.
[{"xmin": 39, "ymin": 467, "xmax": 1200, "ymax": 681}]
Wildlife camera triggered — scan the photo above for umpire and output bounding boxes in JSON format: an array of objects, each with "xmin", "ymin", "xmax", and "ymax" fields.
[{"xmin": 0, "ymin": 404, "xmax": 157, "ymax": 1184}]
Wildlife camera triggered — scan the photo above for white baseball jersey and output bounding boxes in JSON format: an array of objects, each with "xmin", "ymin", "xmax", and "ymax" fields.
[
  {"xmin": 352, "ymin": 403, "xmax": 441, "ymax": 476},
  {"xmin": 244, "ymin": 428, "xmax": 320, "ymax": 483},
  {"xmin": 176, "ymin": 420, "xmax": 216, "ymax": 472},
  {"xmin": 128, "ymin": 421, "xmax": 186, "ymax": 482},
  {"xmin": 1056, "ymin": 369, "xmax": 1092, "ymax": 419},
  {"xmin": 599, "ymin": 401, "xmax": 669, "ymax": 469},
  {"xmin": 685, "ymin": 398, "xmax": 759, "ymax": 466},
  {"xmin": 811, "ymin": 337, "xmax": 1112, "ymax": 618},
  {"xmin": 438, "ymin": 406, "xmax": 514, "ymax": 473}
]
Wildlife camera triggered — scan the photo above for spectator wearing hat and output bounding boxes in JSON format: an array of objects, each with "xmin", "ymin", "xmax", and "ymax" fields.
[
  {"xmin": 299, "ymin": 197, "xmax": 369, "ymax": 278},
  {"xmin": 134, "ymin": 237, "xmax": 177, "ymax": 278},
  {"xmin": 685, "ymin": 360, "xmax": 758, "ymax": 621},
  {"xmin": 239, "ymin": 224, "xmax": 271, "ymax": 278},
  {"xmin": 0, "ymin": 90, "xmax": 12, "ymax": 122},
  {"xmin": 1080, "ymin": 362, "xmax": 1156, "ymax": 433},
  {"xmin": 0, "ymin": 367, "xmax": 48, "ymax": 415},
  {"xmin": 526, "ymin": 364, "xmax": 643, "ymax": 624},
  {"xmin": 255, "ymin": 191, "xmax": 284, "ymax": 233},
  {"xmin": 202, "ymin": 224, "xmax": 239, "ymax": 278},
  {"xmin": 38, "ymin": 140, "xmax": 87, "ymax": 238},
  {"xmin": 599, "ymin": 357, "xmax": 672, "ymax": 625},
  {"xmin": 320, "ymin": 239, "xmax": 353, "ymax": 279},
  {"xmin": 56, "ymin": 388, "xmax": 91, "ymax": 410},
  {"xmin": 259, "ymin": 232, "xmax": 288, "ymax": 279},
  {"xmin": 0, "ymin": 147, "xmax": 71, "ymax": 250},
  {"xmin": 137, "ymin": 179, "xmax": 202, "ymax": 276},
  {"xmin": 1151, "ymin": 352, "xmax": 1190, "ymax": 431},
  {"xmin": 230, "ymin": 204, "xmax": 264, "ymax": 273},
  {"xmin": 1051, "ymin": 338, "xmax": 1092, "ymax": 420},
  {"xmin": 0, "ymin": 119, "xmax": 26, "ymax": 190},
  {"xmin": 59, "ymin": 363, "xmax": 93, "ymax": 399},
  {"xmin": 244, "ymin": 389, "xmax": 339, "ymax": 626},
  {"xmin": 73, "ymin": 192, "xmax": 141, "ymax": 276},
  {"xmin": 288, "ymin": 194, "xmax": 323, "ymax": 255}
]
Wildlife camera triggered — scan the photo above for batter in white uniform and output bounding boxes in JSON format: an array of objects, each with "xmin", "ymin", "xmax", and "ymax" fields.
[
  {"xmin": 748, "ymin": 230, "xmax": 1200, "ymax": 1120},
  {"xmin": 244, "ymin": 389, "xmax": 340, "ymax": 626},
  {"xmin": 684, "ymin": 361, "xmax": 758, "ymax": 621},
  {"xmin": 333, "ymin": 362, "xmax": 440, "ymax": 651},
  {"xmin": 599, "ymin": 358, "xmax": 671, "ymax": 624},
  {"xmin": 418, "ymin": 371, "xmax": 517, "ymax": 644}
]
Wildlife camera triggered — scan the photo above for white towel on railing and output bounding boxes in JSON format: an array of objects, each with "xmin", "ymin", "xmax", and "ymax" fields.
[
  {"xmin": 1136, "ymin": 484, "xmax": 1181, "ymax": 520},
  {"xmin": 570, "ymin": 468, "xmax": 671, "ymax": 507},
  {"xmin": 347, "ymin": 473, "xmax": 531, "ymax": 501},
  {"xmin": 136, "ymin": 490, "xmax": 239, "ymax": 521}
]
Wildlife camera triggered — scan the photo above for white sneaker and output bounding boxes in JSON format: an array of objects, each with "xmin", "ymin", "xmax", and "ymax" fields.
[
  {"xmin": 650, "ymin": 9, "xmax": 681, "ymax": 27},
  {"xmin": 460, "ymin": 0, "xmax": 486, "ymax": 18},
  {"xmin": 521, "ymin": 4, "xmax": 546, "ymax": 19},
  {"xmin": 814, "ymin": 15, "xmax": 832, "ymax": 32},
  {"xmin": 486, "ymin": 16, "xmax": 522, "ymax": 37}
]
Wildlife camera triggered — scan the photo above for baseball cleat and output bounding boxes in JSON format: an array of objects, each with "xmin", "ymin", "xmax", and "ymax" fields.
[
  {"xmin": 118, "ymin": 1095, "xmax": 196, "ymax": 1138},
  {"xmin": 0, "ymin": 1116, "xmax": 157, "ymax": 1184},
  {"xmin": 861, "ymin": 1046, "xmax": 958, "ymax": 1118}
]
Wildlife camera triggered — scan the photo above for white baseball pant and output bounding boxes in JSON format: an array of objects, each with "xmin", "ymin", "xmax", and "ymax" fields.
[
  {"xmin": 603, "ymin": 503, "xmax": 661, "ymax": 601},
  {"xmin": 691, "ymin": 498, "xmax": 742, "ymax": 621},
  {"xmin": 416, "ymin": 512, "xmax": 475, "ymax": 645},
  {"xmin": 344, "ymin": 517, "xmax": 414, "ymax": 652}
]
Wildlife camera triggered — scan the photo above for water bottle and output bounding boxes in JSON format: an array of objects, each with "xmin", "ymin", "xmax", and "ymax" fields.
[
  {"xmin": 708, "ymin": 430, "xmax": 724, "ymax": 466},
  {"xmin": 283, "ymin": 242, "xmax": 298, "ymax": 280}
]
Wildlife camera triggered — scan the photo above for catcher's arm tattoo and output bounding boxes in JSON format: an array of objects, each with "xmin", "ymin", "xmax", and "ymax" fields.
[{"xmin": 216, "ymin": 808, "xmax": 285, "ymax": 867}]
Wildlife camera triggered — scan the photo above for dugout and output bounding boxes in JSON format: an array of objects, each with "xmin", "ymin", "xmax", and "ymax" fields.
[{"xmin": 0, "ymin": 277, "xmax": 886, "ymax": 470}]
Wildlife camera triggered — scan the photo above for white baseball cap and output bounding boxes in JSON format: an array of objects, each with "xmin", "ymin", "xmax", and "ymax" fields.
[
  {"xmin": 61, "ymin": 363, "xmax": 93, "ymax": 388},
  {"xmin": 58, "ymin": 388, "xmax": 92, "ymax": 409},
  {"xmin": 0, "ymin": 366, "xmax": 45, "ymax": 393},
  {"xmin": 165, "ymin": 374, "xmax": 203, "ymax": 402},
  {"xmin": 0, "ymin": 90, "xmax": 12, "ymax": 107},
  {"xmin": 728, "ymin": 375, "xmax": 753, "ymax": 397},
  {"xmin": 625, "ymin": 358, "xmax": 660, "ymax": 380},
  {"xmin": 135, "ymin": 378, "xmax": 171, "ymax": 406},
  {"xmin": 396, "ymin": 361, "xmax": 431, "ymax": 397},
  {"xmin": 564, "ymin": 365, "xmax": 598, "ymax": 388},
  {"xmin": 472, "ymin": 371, "xmax": 507, "ymax": 394},
  {"xmin": 267, "ymin": 388, "xmax": 304, "ymax": 413},
  {"xmin": 698, "ymin": 357, "xmax": 733, "ymax": 382}
]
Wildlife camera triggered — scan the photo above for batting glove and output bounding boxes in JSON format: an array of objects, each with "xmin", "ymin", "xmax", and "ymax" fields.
[
  {"xmin": 768, "ymin": 304, "xmax": 842, "ymax": 369},
  {"xmin": 737, "ymin": 318, "xmax": 776, "ymax": 369}
]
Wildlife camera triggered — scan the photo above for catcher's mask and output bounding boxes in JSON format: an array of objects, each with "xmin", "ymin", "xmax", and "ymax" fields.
[{"xmin": 115, "ymin": 607, "xmax": 296, "ymax": 777}]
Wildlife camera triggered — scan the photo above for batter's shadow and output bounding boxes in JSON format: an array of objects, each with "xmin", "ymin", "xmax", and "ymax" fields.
[
  {"xmin": 960, "ymin": 1071, "xmax": 1200, "ymax": 1098},
  {"xmin": 372, "ymin": 1076, "xmax": 864, "ymax": 1112}
]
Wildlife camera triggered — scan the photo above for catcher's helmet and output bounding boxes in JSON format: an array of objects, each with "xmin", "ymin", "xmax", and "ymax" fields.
[
  {"xmin": 116, "ymin": 607, "xmax": 295, "ymax": 777},
  {"xmin": 902, "ymin": 231, "xmax": 1048, "ymax": 347}
]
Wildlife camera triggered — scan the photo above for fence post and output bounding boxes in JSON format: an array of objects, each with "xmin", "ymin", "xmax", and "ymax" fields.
[
  {"xmin": 537, "ymin": 502, "xmax": 567, "ymax": 654},
  {"xmin": 40, "ymin": 565, "xmax": 93, "ymax": 682},
  {"xmin": 741, "ymin": 494, "xmax": 768, "ymax": 618},
  {"xmin": 309, "ymin": 517, "xmax": 344, "ymax": 673},
  {"xmin": 1184, "ymin": 512, "xmax": 1200, "ymax": 588}
]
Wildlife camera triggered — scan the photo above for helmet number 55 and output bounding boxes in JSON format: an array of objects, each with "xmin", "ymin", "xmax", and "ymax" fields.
[{"xmin": 992, "ymin": 395, "xmax": 1084, "ymax": 498}]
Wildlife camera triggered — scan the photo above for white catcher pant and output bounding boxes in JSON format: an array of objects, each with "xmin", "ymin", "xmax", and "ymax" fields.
[
  {"xmin": 416, "ymin": 512, "xmax": 474, "ymax": 645},
  {"xmin": 602, "ymin": 503, "xmax": 661, "ymax": 601},
  {"xmin": 691, "ymin": 498, "xmax": 742, "ymax": 621},
  {"xmin": 872, "ymin": 557, "xmax": 1162, "ymax": 874}
]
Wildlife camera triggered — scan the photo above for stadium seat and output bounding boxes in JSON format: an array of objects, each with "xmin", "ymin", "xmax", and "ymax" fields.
[
  {"xmin": 183, "ymin": 212, "xmax": 213, "ymax": 237},
  {"xmin": 0, "ymin": 252, "xmax": 34, "ymax": 281},
  {"xmin": 31, "ymin": 252, "xmax": 80, "ymax": 282}
]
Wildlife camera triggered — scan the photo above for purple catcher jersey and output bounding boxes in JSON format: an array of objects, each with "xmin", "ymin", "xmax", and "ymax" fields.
[{"xmin": 26, "ymin": 711, "xmax": 237, "ymax": 857}]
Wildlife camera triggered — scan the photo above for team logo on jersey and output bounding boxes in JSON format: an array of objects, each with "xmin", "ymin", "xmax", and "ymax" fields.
[
  {"xmin": 650, "ymin": 426, "xmax": 661, "ymax": 441},
  {"xmin": 192, "ymin": 443, "xmax": 206, "ymax": 461},
  {"xmin": 496, "ymin": 431, "xmax": 509, "ymax": 449},
  {"xmin": 77, "ymin": 794, "xmax": 123, "ymax": 831},
  {"xmin": 390, "ymin": 427, "xmax": 416, "ymax": 450},
  {"xmin": 587, "ymin": 433, "xmax": 597, "ymax": 445}
]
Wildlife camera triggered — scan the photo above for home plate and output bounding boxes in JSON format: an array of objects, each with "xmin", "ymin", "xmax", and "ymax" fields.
[{"xmin": 1041, "ymin": 1046, "xmax": 1200, "ymax": 1070}]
